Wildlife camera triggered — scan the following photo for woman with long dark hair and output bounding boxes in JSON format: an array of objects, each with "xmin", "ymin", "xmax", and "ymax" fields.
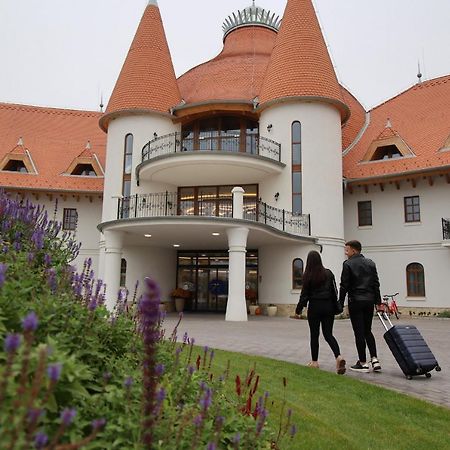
[{"xmin": 295, "ymin": 251, "xmax": 346, "ymax": 374}]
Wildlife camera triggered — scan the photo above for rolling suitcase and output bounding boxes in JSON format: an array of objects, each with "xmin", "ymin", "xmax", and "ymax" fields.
[{"xmin": 377, "ymin": 312, "xmax": 442, "ymax": 379}]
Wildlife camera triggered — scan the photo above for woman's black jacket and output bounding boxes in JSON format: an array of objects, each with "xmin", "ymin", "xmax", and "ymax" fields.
[{"xmin": 295, "ymin": 269, "xmax": 338, "ymax": 315}]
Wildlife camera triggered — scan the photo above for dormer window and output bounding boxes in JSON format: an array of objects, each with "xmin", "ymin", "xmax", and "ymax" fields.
[
  {"xmin": 71, "ymin": 163, "xmax": 97, "ymax": 176},
  {"xmin": 371, "ymin": 144, "xmax": 403, "ymax": 161},
  {"xmin": 2, "ymin": 159, "xmax": 28, "ymax": 173},
  {"xmin": 361, "ymin": 124, "xmax": 415, "ymax": 163}
]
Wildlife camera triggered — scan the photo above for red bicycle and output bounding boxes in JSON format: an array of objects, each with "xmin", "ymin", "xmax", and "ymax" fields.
[{"xmin": 381, "ymin": 292, "xmax": 400, "ymax": 319}]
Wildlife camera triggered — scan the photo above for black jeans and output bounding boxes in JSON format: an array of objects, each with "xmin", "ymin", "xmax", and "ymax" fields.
[
  {"xmin": 348, "ymin": 301, "xmax": 377, "ymax": 363},
  {"xmin": 307, "ymin": 302, "xmax": 341, "ymax": 361}
]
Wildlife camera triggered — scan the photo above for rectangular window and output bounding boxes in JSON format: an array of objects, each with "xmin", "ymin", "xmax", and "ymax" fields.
[
  {"xmin": 358, "ymin": 201, "xmax": 372, "ymax": 226},
  {"xmin": 404, "ymin": 196, "xmax": 420, "ymax": 223},
  {"xmin": 63, "ymin": 208, "xmax": 78, "ymax": 231}
]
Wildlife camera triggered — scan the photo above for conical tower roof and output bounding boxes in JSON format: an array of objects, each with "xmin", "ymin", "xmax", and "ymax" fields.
[
  {"xmin": 259, "ymin": 0, "xmax": 349, "ymax": 121},
  {"xmin": 101, "ymin": 1, "xmax": 181, "ymax": 130}
]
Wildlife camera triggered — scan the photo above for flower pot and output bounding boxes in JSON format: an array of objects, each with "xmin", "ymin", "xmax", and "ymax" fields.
[
  {"xmin": 249, "ymin": 305, "xmax": 258, "ymax": 316},
  {"xmin": 267, "ymin": 306, "xmax": 278, "ymax": 317},
  {"xmin": 174, "ymin": 297, "xmax": 185, "ymax": 313}
]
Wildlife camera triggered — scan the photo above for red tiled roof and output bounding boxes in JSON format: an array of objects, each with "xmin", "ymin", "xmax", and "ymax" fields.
[
  {"xmin": 344, "ymin": 75, "xmax": 450, "ymax": 179},
  {"xmin": 178, "ymin": 27, "xmax": 277, "ymax": 104},
  {"xmin": 341, "ymin": 87, "xmax": 366, "ymax": 150},
  {"xmin": 259, "ymin": 0, "xmax": 348, "ymax": 120},
  {"xmin": 0, "ymin": 103, "xmax": 106, "ymax": 192},
  {"xmin": 104, "ymin": 3, "xmax": 181, "ymax": 127}
]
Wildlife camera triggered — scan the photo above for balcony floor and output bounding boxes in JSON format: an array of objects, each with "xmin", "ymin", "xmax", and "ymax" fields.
[{"xmin": 99, "ymin": 216, "xmax": 314, "ymax": 249}]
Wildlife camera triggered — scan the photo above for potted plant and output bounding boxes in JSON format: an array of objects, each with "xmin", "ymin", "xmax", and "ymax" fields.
[
  {"xmin": 170, "ymin": 287, "xmax": 190, "ymax": 313},
  {"xmin": 267, "ymin": 303, "xmax": 278, "ymax": 317},
  {"xmin": 245, "ymin": 289, "xmax": 258, "ymax": 315}
]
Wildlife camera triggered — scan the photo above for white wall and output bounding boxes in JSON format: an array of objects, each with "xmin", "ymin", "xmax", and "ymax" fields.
[
  {"xmin": 259, "ymin": 102, "xmax": 344, "ymax": 239},
  {"xmin": 102, "ymin": 114, "xmax": 180, "ymax": 223},
  {"xmin": 14, "ymin": 191, "xmax": 102, "ymax": 275},
  {"xmin": 344, "ymin": 177, "xmax": 450, "ymax": 308},
  {"xmin": 122, "ymin": 245, "xmax": 177, "ymax": 302},
  {"xmin": 258, "ymin": 242, "xmax": 318, "ymax": 305}
]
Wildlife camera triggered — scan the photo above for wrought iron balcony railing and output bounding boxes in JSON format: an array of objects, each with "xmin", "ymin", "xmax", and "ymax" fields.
[
  {"xmin": 117, "ymin": 192, "xmax": 310, "ymax": 237},
  {"xmin": 443, "ymin": 218, "xmax": 450, "ymax": 240},
  {"xmin": 141, "ymin": 132, "xmax": 281, "ymax": 163}
]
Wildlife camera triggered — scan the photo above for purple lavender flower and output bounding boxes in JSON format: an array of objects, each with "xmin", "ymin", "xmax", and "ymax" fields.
[
  {"xmin": 124, "ymin": 376, "xmax": 133, "ymax": 388},
  {"xmin": 199, "ymin": 388, "xmax": 212, "ymax": 411},
  {"xmin": 31, "ymin": 229, "xmax": 44, "ymax": 250},
  {"xmin": 2, "ymin": 245, "xmax": 8, "ymax": 253},
  {"xmin": 0, "ymin": 263, "xmax": 7, "ymax": 288},
  {"xmin": 91, "ymin": 418, "xmax": 106, "ymax": 430},
  {"xmin": 28, "ymin": 252, "xmax": 35, "ymax": 264},
  {"xmin": 188, "ymin": 365, "xmax": 195, "ymax": 375},
  {"xmin": 46, "ymin": 268, "xmax": 57, "ymax": 294},
  {"xmin": 60, "ymin": 408, "xmax": 76, "ymax": 426},
  {"xmin": 156, "ymin": 387, "xmax": 166, "ymax": 403},
  {"xmin": 155, "ymin": 364, "xmax": 165, "ymax": 377},
  {"xmin": 193, "ymin": 414, "xmax": 203, "ymax": 428},
  {"xmin": 207, "ymin": 443, "xmax": 217, "ymax": 450},
  {"xmin": 27, "ymin": 408, "xmax": 43, "ymax": 424},
  {"xmin": 13, "ymin": 241, "xmax": 21, "ymax": 252},
  {"xmin": 47, "ymin": 363, "xmax": 62, "ymax": 382},
  {"xmin": 43, "ymin": 254, "xmax": 52, "ymax": 267},
  {"xmin": 88, "ymin": 297, "xmax": 98, "ymax": 311},
  {"xmin": 289, "ymin": 424, "xmax": 297, "ymax": 436},
  {"xmin": 22, "ymin": 312, "xmax": 38, "ymax": 332},
  {"xmin": 34, "ymin": 431, "xmax": 48, "ymax": 449},
  {"xmin": 183, "ymin": 332, "xmax": 188, "ymax": 344},
  {"xmin": 4, "ymin": 333, "xmax": 21, "ymax": 353},
  {"xmin": 233, "ymin": 433, "xmax": 241, "ymax": 445},
  {"xmin": 215, "ymin": 416, "xmax": 225, "ymax": 427}
]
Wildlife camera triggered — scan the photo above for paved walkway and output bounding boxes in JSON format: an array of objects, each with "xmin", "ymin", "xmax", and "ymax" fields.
[{"xmin": 163, "ymin": 314, "xmax": 450, "ymax": 409}]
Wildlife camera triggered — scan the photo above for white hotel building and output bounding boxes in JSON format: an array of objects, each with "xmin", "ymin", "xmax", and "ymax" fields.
[{"xmin": 1, "ymin": 0, "xmax": 449, "ymax": 319}]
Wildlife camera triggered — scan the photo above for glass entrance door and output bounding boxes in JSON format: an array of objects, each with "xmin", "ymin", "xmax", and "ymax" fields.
[{"xmin": 176, "ymin": 251, "xmax": 257, "ymax": 313}]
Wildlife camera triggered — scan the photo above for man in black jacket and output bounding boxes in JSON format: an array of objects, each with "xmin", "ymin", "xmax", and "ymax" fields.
[{"xmin": 339, "ymin": 240, "xmax": 383, "ymax": 373}]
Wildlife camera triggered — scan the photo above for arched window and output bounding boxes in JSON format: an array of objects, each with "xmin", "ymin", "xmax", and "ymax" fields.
[
  {"xmin": 123, "ymin": 134, "xmax": 133, "ymax": 175},
  {"xmin": 292, "ymin": 258, "xmax": 304, "ymax": 289},
  {"xmin": 121, "ymin": 134, "xmax": 133, "ymax": 218},
  {"xmin": 120, "ymin": 258, "xmax": 127, "ymax": 287},
  {"xmin": 406, "ymin": 263, "xmax": 425, "ymax": 297},
  {"xmin": 292, "ymin": 121, "xmax": 302, "ymax": 214}
]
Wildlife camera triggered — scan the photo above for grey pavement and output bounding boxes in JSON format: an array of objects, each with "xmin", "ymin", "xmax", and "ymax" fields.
[{"xmin": 163, "ymin": 314, "xmax": 450, "ymax": 409}]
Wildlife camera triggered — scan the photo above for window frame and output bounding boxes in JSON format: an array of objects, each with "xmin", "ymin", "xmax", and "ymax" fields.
[
  {"xmin": 404, "ymin": 196, "xmax": 420, "ymax": 223},
  {"xmin": 406, "ymin": 263, "xmax": 425, "ymax": 297},
  {"xmin": 62, "ymin": 208, "xmax": 78, "ymax": 231},
  {"xmin": 291, "ymin": 121, "xmax": 302, "ymax": 214},
  {"xmin": 292, "ymin": 258, "xmax": 304, "ymax": 290},
  {"xmin": 357, "ymin": 200, "xmax": 372, "ymax": 226},
  {"xmin": 120, "ymin": 258, "xmax": 127, "ymax": 288}
]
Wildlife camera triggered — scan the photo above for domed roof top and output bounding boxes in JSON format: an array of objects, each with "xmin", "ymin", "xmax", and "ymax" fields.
[
  {"xmin": 178, "ymin": 26, "xmax": 277, "ymax": 104},
  {"xmin": 222, "ymin": 2, "xmax": 281, "ymax": 39}
]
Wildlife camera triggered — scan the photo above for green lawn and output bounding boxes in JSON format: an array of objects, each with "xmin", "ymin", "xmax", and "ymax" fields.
[{"xmin": 210, "ymin": 349, "xmax": 450, "ymax": 449}]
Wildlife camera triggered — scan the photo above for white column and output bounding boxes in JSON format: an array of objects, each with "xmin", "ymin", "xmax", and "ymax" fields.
[
  {"xmin": 226, "ymin": 227, "xmax": 249, "ymax": 321},
  {"xmin": 98, "ymin": 233, "xmax": 106, "ymax": 281},
  {"xmin": 103, "ymin": 230, "xmax": 123, "ymax": 310},
  {"xmin": 232, "ymin": 186, "xmax": 244, "ymax": 219}
]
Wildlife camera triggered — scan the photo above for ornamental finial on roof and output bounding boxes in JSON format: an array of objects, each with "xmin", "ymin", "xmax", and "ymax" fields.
[
  {"xmin": 222, "ymin": 3, "xmax": 281, "ymax": 39},
  {"xmin": 386, "ymin": 118, "xmax": 392, "ymax": 128},
  {"xmin": 148, "ymin": 0, "xmax": 158, "ymax": 6},
  {"xmin": 85, "ymin": 141, "xmax": 91, "ymax": 150},
  {"xmin": 17, "ymin": 137, "xmax": 24, "ymax": 146}
]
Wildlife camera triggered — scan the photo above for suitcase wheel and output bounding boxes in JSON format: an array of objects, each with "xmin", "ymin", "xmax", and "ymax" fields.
[
  {"xmin": 425, "ymin": 373, "xmax": 432, "ymax": 379},
  {"xmin": 436, "ymin": 366, "xmax": 442, "ymax": 372},
  {"xmin": 406, "ymin": 375, "xmax": 413, "ymax": 380}
]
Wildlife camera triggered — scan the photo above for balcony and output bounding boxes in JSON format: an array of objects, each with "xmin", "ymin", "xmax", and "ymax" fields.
[
  {"xmin": 116, "ymin": 192, "xmax": 310, "ymax": 238},
  {"xmin": 137, "ymin": 132, "xmax": 284, "ymax": 185},
  {"xmin": 443, "ymin": 218, "xmax": 450, "ymax": 247}
]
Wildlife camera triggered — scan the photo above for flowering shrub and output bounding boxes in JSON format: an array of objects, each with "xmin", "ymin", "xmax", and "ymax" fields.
[{"xmin": 0, "ymin": 191, "xmax": 297, "ymax": 448}]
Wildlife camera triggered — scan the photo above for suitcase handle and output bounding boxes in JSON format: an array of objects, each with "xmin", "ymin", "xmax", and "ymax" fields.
[{"xmin": 376, "ymin": 311, "xmax": 393, "ymax": 331}]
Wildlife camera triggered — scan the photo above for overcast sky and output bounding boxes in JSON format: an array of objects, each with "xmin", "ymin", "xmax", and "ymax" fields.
[{"xmin": 1, "ymin": 0, "xmax": 449, "ymax": 112}]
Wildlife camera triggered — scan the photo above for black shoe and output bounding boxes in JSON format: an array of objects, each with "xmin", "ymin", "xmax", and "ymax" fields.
[{"xmin": 350, "ymin": 361, "xmax": 370, "ymax": 373}]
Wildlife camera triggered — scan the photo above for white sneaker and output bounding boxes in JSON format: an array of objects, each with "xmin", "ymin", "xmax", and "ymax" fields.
[{"xmin": 371, "ymin": 357, "xmax": 382, "ymax": 372}]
